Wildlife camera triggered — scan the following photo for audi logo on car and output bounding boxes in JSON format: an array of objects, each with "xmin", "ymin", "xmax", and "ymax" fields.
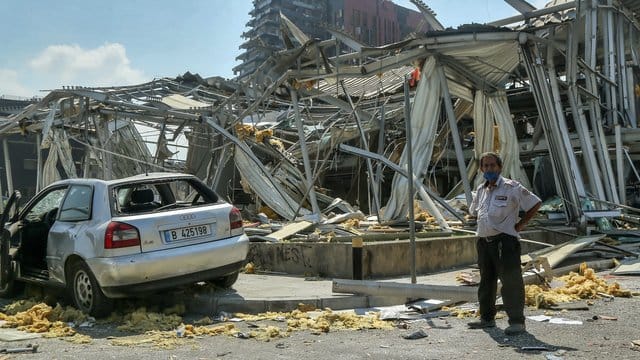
[{"xmin": 180, "ymin": 214, "xmax": 196, "ymax": 221}]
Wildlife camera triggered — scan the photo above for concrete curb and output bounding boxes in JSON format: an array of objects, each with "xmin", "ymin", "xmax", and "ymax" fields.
[{"xmin": 184, "ymin": 291, "xmax": 412, "ymax": 315}]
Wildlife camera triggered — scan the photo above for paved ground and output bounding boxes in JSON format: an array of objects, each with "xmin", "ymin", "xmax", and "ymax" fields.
[
  {"xmin": 183, "ymin": 269, "xmax": 465, "ymax": 316},
  {"xmin": 0, "ymin": 266, "xmax": 638, "ymax": 359}
]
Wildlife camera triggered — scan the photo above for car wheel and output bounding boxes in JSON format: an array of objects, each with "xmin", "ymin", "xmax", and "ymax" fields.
[
  {"xmin": 68, "ymin": 261, "xmax": 113, "ymax": 317},
  {"xmin": 207, "ymin": 270, "xmax": 240, "ymax": 289},
  {"xmin": 0, "ymin": 262, "xmax": 24, "ymax": 298}
]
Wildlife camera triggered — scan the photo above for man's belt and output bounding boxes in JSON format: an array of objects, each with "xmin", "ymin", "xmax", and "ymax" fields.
[{"xmin": 481, "ymin": 234, "xmax": 505, "ymax": 242}]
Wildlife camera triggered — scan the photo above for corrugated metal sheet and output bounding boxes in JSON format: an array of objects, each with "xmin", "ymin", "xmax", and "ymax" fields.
[
  {"xmin": 161, "ymin": 94, "xmax": 211, "ymax": 110},
  {"xmin": 315, "ymin": 65, "xmax": 413, "ymax": 99},
  {"xmin": 620, "ymin": 0, "xmax": 640, "ymax": 21},
  {"xmin": 441, "ymin": 40, "xmax": 521, "ymax": 88}
]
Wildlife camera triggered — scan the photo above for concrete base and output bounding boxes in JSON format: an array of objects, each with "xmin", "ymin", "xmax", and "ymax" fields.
[{"xmin": 247, "ymin": 228, "xmax": 577, "ymax": 279}]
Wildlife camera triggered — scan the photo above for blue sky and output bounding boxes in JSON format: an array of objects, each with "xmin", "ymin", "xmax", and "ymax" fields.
[{"xmin": 0, "ymin": 0, "xmax": 547, "ymax": 98}]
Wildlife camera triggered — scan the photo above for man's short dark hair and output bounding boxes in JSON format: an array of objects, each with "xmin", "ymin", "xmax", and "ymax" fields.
[{"xmin": 479, "ymin": 152, "xmax": 503, "ymax": 168}]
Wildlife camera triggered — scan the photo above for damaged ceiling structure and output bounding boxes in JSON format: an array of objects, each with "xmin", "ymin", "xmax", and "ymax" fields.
[{"xmin": 3, "ymin": 0, "xmax": 640, "ymax": 236}]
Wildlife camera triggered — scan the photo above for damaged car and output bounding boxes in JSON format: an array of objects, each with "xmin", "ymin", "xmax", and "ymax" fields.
[{"xmin": 0, "ymin": 173, "xmax": 249, "ymax": 316}]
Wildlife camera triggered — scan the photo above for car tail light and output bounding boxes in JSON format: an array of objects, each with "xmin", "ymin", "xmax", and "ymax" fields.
[
  {"xmin": 229, "ymin": 207, "xmax": 243, "ymax": 236},
  {"xmin": 105, "ymin": 222, "xmax": 141, "ymax": 249}
]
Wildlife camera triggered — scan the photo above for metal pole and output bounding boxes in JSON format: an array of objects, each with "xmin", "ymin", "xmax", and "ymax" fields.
[
  {"xmin": 404, "ymin": 76, "xmax": 416, "ymax": 284},
  {"xmin": 567, "ymin": 21, "xmax": 606, "ymax": 201},
  {"xmin": 520, "ymin": 41, "xmax": 582, "ymax": 223},
  {"xmin": 83, "ymin": 99, "xmax": 90, "ymax": 178},
  {"xmin": 376, "ymin": 104, "xmax": 385, "ymax": 207},
  {"xmin": 2, "ymin": 139, "xmax": 13, "ymax": 195},
  {"xmin": 584, "ymin": 0, "xmax": 619, "ymax": 204},
  {"xmin": 617, "ymin": 14, "xmax": 629, "ymax": 126},
  {"xmin": 36, "ymin": 134, "xmax": 42, "ymax": 192},
  {"xmin": 604, "ymin": 0, "xmax": 617, "ymax": 127},
  {"xmin": 352, "ymin": 237, "xmax": 363, "ymax": 280},
  {"xmin": 436, "ymin": 64, "xmax": 473, "ymax": 206},
  {"xmin": 615, "ymin": 124, "xmax": 626, "ymax": 204},
  {"xmin": 339, "ymin": 80, "xmax": 381, "ymax": 220},
  {"xmin": 291, "ymin": 89, "xmax": 321, "ymax": 219}
]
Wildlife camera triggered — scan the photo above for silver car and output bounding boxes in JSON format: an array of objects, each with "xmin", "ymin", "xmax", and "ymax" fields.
[{"xmin": 0, "ymin": 173, "xmax": 249, "ymax": 316}]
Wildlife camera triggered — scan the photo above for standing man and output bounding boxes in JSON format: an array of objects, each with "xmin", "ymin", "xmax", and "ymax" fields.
[{"xmin": 467, "ymin": 152, "xmax": 541, "ymax": 335}]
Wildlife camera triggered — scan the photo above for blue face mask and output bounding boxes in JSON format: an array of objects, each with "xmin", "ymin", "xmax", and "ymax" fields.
[{"xmin": 483, "ymin": 171, "xmax": 499, "ymax": 182}]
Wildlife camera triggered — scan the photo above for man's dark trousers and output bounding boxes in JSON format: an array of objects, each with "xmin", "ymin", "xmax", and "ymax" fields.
[{"xmin": 476, "ymin": 233, "xmax": 525, "ymax": 325}]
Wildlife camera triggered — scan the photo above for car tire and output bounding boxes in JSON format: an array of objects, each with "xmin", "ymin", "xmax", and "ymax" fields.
[
  {"xmin": 68, "ymin": 261, "xmax": 113, "ymax": 317},
  {"xmin": 207, "ymin": 270, "xmax": 240, "ymax": 289},
  {"xmin": 0, "ymin": 262, "xmax": 24, "ymax": 298}
]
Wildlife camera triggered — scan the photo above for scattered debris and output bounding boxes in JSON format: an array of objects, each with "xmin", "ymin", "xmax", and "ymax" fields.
[
  {"xmin": 111, "ymin": 307, "xmax": 183, "ymax": 333},
  {"xmin": 0, "ymin": 303, "xmax": 83, "ymax": 338},
  {"xmin": 402, "ymin": 329, "xmax": 428, "ymax": 340},
  {"xmin": 544, "ymin": 353, "xmax": 564, "ymax": 360},
  {"xmin": 440, "ymin": 305, "xmax": 477, "ymax": 319},
  {"xmin": 526, "ymin": 315, "xmax": 582, "ymax": 325},
  {"xmin": 0, "ymin": 343, "xmax": 39, "ymax": 354},
  {"xmin": 455, "ymin": 271, "xmax": 480, "ymax": 286},
  {"xmin": 244, "ymin": 262, "xmax": 256, "ymax": 274},
  {"xmin": 525, "ymin": 263, "xmax": 632, "ymax": 308}
]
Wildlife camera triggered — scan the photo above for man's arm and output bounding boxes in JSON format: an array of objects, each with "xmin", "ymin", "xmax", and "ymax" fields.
[
  {"xmin": 515, "ymin": 201, "xmax": 541, "ymax": 233},
  {"xmin": 468, "ymin": 188, "xmax": 479, "ymax": 217}
]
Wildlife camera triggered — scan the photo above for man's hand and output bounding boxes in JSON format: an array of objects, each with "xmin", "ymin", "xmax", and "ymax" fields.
[{"xmin": 515, "ymin": 201, "xmax": 541, "ymax": 233}]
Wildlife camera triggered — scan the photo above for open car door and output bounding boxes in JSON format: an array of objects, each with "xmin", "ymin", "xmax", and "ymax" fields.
[{"xmin": 1, "ymin": 191, "xmax": 21, "ymax": 289}]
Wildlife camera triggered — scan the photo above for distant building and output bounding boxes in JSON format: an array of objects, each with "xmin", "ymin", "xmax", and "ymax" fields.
[
  {"xmin": 0, "ymin": 95, "xmax": 40, "ymax": 117},
  {"xmin": 234, "ymin": 0, "xmax": 425, "ymax": 79}
]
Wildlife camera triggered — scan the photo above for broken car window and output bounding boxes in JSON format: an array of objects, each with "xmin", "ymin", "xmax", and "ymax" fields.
[
  {"xmin": 113, "ymin": 179, "xmax": 217, "ymax": 215},
  {"xmin": 24, "ymin": 187, "xmax": 67, "ymax": 223},
  {"xmin": 58, "ymin": 185, "xmax": 93, "ymax": 222}
]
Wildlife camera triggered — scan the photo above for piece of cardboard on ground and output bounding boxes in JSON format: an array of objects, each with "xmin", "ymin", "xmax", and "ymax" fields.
[
  {"xmin": 354, "ymin": 299, "xmax": 454, "ymax": 320},
  {"xmin": 611, "ymin": 258, "xmax": 640, "ymax": 275},
  {"xmin": 0, "ymin": 327, "xmax": 42, "ymax": 341},
  {"xmin": 257, "ymin": 220, "xmax": 314, "ymax": 242},
  {"xmin": 549, "ymin": 301, "xmax": 590, "ymax": 311}
]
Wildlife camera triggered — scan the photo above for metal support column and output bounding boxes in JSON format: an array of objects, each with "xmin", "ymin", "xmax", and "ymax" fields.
[
  {"xmin": 376, "ymin": 104, "xmax": 385, "ymax": 206},
  {"xmin": 36, "ymin": 133, "xmax": 42, "ymax": 193},
  {"xmin": 615, "ymin": 124, "xmax": 626, "ymax": 204},
  {"xmin": 584, "ymin": 0, "xmax": 620, "ymax": 203},
  {"xmin": 603, "ymin": 0, "xmax": 617, "ymax": 127},
  {"xmin": 291, "ymin": 89, "xmax": 321, "ymax": 220},
  {"xmin": 404, "ymin": 77, "xmax": 416, "ymax": 284},
  {"xmin": 520, "ymin": 40, "xmax": 583, "ymax": 223},
  {"xmin": 567, "ymin": 21, "xmax": 606, "ymax": 201},
  {"xmin": 2, "ymin": 139, "xmax": 13, "ymax": 195},
  {"xmin": 340, "ymin": 80, "xmax": 381, "ymax": 219},
  {"xmin": 436, "ymin": 64, "xmax": 473, "ymax": 206}
]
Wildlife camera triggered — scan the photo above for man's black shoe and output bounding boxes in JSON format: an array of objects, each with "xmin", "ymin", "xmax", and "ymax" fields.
[
  {"xmin": 467, "ymin": 319, "xmax": 496, "ymax": 329},
  {"xmin": 504, "ymin": 323, "xmax": 526, "ymax": 335}
]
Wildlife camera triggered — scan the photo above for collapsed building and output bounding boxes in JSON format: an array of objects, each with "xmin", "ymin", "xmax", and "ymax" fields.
[{"xmin": 2, "ymin": 0, "xmax": 640, "ymax": 277}]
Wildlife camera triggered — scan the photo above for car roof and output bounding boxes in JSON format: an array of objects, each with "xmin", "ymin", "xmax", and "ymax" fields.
[{"xmin": 46, "ymin": 172, "xmax": 197, "ymax": 188}]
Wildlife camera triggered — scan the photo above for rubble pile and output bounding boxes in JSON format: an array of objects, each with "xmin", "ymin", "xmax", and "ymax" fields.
[
  {"xmin": 112, "ymin": 306, "xmax": 184, "ymax": 333},
  {"xmin": 1, "ymin": 299, "xmax": 395, "ymax": 349},
  {"xmin": 525, "ymin": 263, "xmax": 633, "ymax": 308},
  {"xmin": 0, "ymin": 302, "xmax": 84, "ymax": 338}
]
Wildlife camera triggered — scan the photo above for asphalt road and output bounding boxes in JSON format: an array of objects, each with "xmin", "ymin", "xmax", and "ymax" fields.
[{"xmin": 1, "ymin": 271, "xmax": 639, "ymax": 360}]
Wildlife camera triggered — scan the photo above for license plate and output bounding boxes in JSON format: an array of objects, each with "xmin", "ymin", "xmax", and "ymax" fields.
[{"xmin": 165, "ymin": 224, "xmax": 212, "ymax": 242}]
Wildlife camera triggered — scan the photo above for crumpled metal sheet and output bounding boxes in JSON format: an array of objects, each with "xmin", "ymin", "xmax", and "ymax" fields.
[
  {"xmin": 234, "ymin": 146, "xmax": 310, "ymax": 220},
  {"xmin": 381, "ymin": 57, "xmax": 446, "ymax": 224}
]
